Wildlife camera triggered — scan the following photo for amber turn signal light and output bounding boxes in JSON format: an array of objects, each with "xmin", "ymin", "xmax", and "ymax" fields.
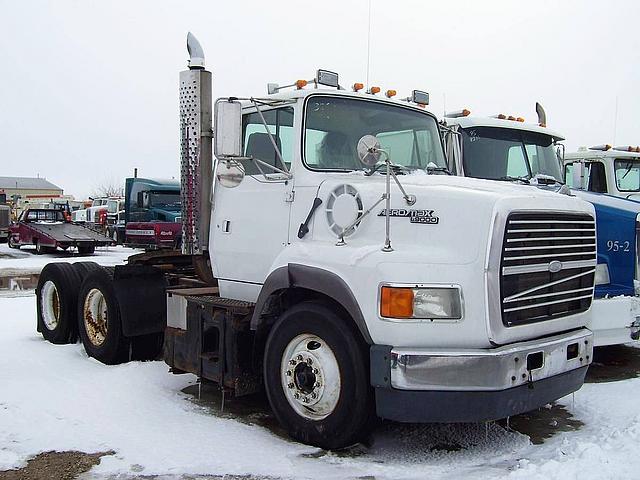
[{"xmin": 380, "ymin": 287, "xmax": 414, "ymax": 318}]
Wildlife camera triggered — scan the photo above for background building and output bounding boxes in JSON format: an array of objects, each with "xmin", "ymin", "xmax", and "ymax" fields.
[{"xmin": 0, "ymin": 176, "xmax": 63, "ymax": 201}]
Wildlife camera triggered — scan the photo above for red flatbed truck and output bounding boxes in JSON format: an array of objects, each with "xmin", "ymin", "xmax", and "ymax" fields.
[{"xmin": 8, "ymin": 208, "xmax": 114, "ymax": 255}]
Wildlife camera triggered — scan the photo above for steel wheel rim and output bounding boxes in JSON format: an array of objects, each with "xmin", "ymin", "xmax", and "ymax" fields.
[
  {"xmin": 83, "ymin": 288, "xmax": 108, "ymax": 346},
  {"xmin": 40, "ymin": 281, "xmax": 60, "ymax": 331},
  {"xmin": 280, "ymin": 333, "xmax": 341, "ymax": 420}
]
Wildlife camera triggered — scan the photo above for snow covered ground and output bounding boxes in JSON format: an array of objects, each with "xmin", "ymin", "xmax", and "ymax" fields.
[
  {"xmin": 0, "ymin": 251, "xmax": 639, "ymax": 478},
  {"xmin": 0, "ymin": 243, "xmax": 137, "ymax": 276}
]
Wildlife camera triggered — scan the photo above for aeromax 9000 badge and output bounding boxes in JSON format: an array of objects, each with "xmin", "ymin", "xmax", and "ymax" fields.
[{"xmin": 378, "ymin": 209, "xmax": 439, "ymax": 224}]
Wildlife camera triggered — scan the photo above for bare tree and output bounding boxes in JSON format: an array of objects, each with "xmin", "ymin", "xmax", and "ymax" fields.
[{"xmin": 92, "ymin": 178, "xmax": 125, "ymax": 198}]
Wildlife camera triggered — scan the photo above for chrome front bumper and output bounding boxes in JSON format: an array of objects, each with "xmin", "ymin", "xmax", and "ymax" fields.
[{"xmin": 389, "ymin": 328, "xmax": 593, "ymax": 391}]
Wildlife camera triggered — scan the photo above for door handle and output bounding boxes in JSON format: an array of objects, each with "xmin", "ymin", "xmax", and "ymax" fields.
[{"xmin": 298, "ymin": 198, "xmax": 322, "ymax": 239}]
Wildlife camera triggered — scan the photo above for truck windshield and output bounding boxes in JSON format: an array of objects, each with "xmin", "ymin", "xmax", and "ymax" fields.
[
  {"xmin": 107, "ymin": 200, "xmax": 120, "ymax": 214},
  {"xmin": 150, "ymin": 192, "xmax": 180, "ymax": 209},
  {"xmin": 614, "ymin": 158, "xmax": 640, "ymax": 191},
  {"xmin": 303, "ymin": 96, "xmax": 446, "ymax": 172},
  {"xmin": 460, "ymin": 127, "xmax": 563, "ymax": 182}
]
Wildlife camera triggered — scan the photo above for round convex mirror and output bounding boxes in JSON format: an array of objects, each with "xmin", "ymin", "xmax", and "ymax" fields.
[
  {"xmin": 216, "ymin": 160, "xmax": 245, "ymax": 188},
  {"xmin": 356, "ymin": 135, "xmax": 382, "ymax": 167}
]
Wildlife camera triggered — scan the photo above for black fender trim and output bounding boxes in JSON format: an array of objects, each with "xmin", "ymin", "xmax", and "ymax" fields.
[
  {"xmin": 250, "ymin": 264, "xmax": 373, "ymax": 344},
  {"xmin": 112, "ymin": 264, "xmax": 167, "ymax": 337}
]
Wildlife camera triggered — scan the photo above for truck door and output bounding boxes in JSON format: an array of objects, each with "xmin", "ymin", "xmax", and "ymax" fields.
[{"xmin": 211, "ymin": 106, "xmax": 294, "ymax": 296}]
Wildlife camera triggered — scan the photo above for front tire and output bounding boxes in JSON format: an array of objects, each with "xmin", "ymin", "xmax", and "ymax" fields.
[
  {"xmin": 36, "ymin": 263, "xmax": 83, "ymax": 344},
  {"xmin": 7, "ymin": 235, "xmax": 19, "ymax": 249},
  {"xmin": 77, "ymin": 267, "xmax": 129, "ymax": 364},
  {"xmin": 263, "ymin": 301, "xmax": 373, "ymax": 449}
]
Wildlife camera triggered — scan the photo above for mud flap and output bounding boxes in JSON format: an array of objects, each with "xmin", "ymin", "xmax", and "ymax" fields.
[{"xmin": 112, "ymin": 264, "xmax": 167, "ymax": 337}]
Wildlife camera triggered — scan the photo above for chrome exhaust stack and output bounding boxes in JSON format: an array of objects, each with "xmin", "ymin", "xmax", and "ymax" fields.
[{"xmin": 180, "ymin": 32, "xmax": 212, "ymax": 256}]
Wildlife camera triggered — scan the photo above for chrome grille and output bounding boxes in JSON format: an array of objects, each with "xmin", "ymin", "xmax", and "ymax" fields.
[{"xmin": 500, "ymin": 212, "xmax": 596, "ymax": 326}]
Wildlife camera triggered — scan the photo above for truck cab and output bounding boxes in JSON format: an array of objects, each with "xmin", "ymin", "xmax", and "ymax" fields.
[
  {"xmin": 565, "ymin": 145, "xmax": 640, "ymax": 199},
  {"xmin": 443, "ymin": 113, "xmax": 640, "ymax": 346},
  {"xmin": 123, "ymin": 177, "xmax": 182, "ymax": 249},
  {"xmin": 195, "ymin": 69, "xmax": 597, "ymax": 442}
]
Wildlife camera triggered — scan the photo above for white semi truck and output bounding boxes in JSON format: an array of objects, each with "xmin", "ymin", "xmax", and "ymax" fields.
[
  {"xmin": 442, "ymin": 110, "xmax": 640, "ymax": 346},
  {"xmin": 35, "ymin": 35, "xmax": 596, "ymax": 449},
  {"xmin": 564, "ymin": 145, "xmax": 640, "ymax": 199}
]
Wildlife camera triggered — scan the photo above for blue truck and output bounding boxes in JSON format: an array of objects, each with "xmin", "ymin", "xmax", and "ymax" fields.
[
  {"xmin": 443, "ymin": 113, "xmax": 640, "ymax": 346},
  {"xmin": 109, "ymin": 177, "xmax": 182, "ymax": 250}
]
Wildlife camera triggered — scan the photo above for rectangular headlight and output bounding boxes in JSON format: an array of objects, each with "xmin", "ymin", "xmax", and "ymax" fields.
[{"xmin": 380, "ymin": 286, "xmax": 462, "ymax": 320}]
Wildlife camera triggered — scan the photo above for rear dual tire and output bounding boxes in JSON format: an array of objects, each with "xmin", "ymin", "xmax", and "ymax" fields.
[
  {"xmin": 76, "ymin": 267, "xmax": 163, "ymax": 364},
  {"xmin": 36, "ymin": 263, "xmax": 86, "ymax": 343},
  {"xmin": 76, "ymin": 267, "xmax": 130, "ymax": 365}
]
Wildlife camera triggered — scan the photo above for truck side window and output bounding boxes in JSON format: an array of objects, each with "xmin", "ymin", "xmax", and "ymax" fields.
[
  {"xmin": 614, "ymin": 159, "xmax": 640, "ymax": 192},
  {"xmin": 587, "ymin": 162, "xmax": 607, "ymax": 193},
  {"xmin": 242, "ymin": 107, "xmax": 294, "ymax": 175},
  {"xmin": 564, "ymin": 163, "xmax": 573, "ymax": 186}
]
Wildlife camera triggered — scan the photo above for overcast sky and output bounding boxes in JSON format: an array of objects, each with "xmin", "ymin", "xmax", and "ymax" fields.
[{"xmin": 1, "ymin": 0, "xmax": 638, "ymax": 198}]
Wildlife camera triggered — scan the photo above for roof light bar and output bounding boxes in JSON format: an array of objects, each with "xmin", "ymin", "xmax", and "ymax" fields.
[
  {"xmin": 613, "ymin": 145, "xmax": 640, "ymax": 152},
  {"xmin": 492, "ymin": 114, "xmax": 526, "ymax": 123},
  {"xmin": 589, "ymin": 144, "xmax": 612, "ymax": 151},
  {"xmin": 445, "ymin": 109, "xmax": 471, "ymax": 118}
]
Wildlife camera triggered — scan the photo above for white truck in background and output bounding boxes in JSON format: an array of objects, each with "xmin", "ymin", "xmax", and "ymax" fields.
[
  {"xmin": 442, "ymin": 110, "xmax": 640, "ymax": 346},
  {"xmin": 564, "ymin": 145, "xmax": 640, "ymax": 199},
  {"xmin": 35, "ymin": 34, "xmax": 596, "ymax": 449}
]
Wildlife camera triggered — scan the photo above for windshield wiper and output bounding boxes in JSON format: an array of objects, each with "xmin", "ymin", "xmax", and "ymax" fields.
[
  {"xmin": 495, "ymin": 175, "xmax": 530, "ymax": 184},
  {"xmin": 531, "ymin": 174, "xmax": 563, "ymax": 185},
  {"xmin": 426, "ymin": 165, "xmax": 452, "ymax": 175},
  {"xmin": 622, "ymin": 162, "xmax": 634, "ymax": 180}
]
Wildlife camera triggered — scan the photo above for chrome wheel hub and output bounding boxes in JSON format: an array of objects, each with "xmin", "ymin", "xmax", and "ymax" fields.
[
  {"xmin": 83, "ymin": 288, "xmax": 108, "ymax": 346},
  {"xmin": 40, "ymin": 281, "xmax": 60, "ymax": 331},
  {"xmin": 281, "ymin": 334, "xmax": 341, "ymax": 420}
]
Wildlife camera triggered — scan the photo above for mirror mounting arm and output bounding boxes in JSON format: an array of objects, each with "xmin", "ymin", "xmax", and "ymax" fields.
[{"xmin": 388, "ymin": 168, "xmax": 417, "ymax": 206}]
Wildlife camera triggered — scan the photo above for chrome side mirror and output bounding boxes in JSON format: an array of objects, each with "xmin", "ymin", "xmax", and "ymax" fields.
[
  {"xmin": 571, "ymin": 162, "xmax": 587, "ymax": 190},
  {"xmin": 356, "ymin": 135, "xmax": 382, "ymax": 167},
  {"xmin": 214, "ymin": 99, "xmax": 243, "ymax": 159}
]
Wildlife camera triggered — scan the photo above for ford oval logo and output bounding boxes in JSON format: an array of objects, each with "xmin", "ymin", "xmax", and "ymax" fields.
[{"xmin": 549, "ymin": 260, "xmax": 563, "ymax": 273}]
